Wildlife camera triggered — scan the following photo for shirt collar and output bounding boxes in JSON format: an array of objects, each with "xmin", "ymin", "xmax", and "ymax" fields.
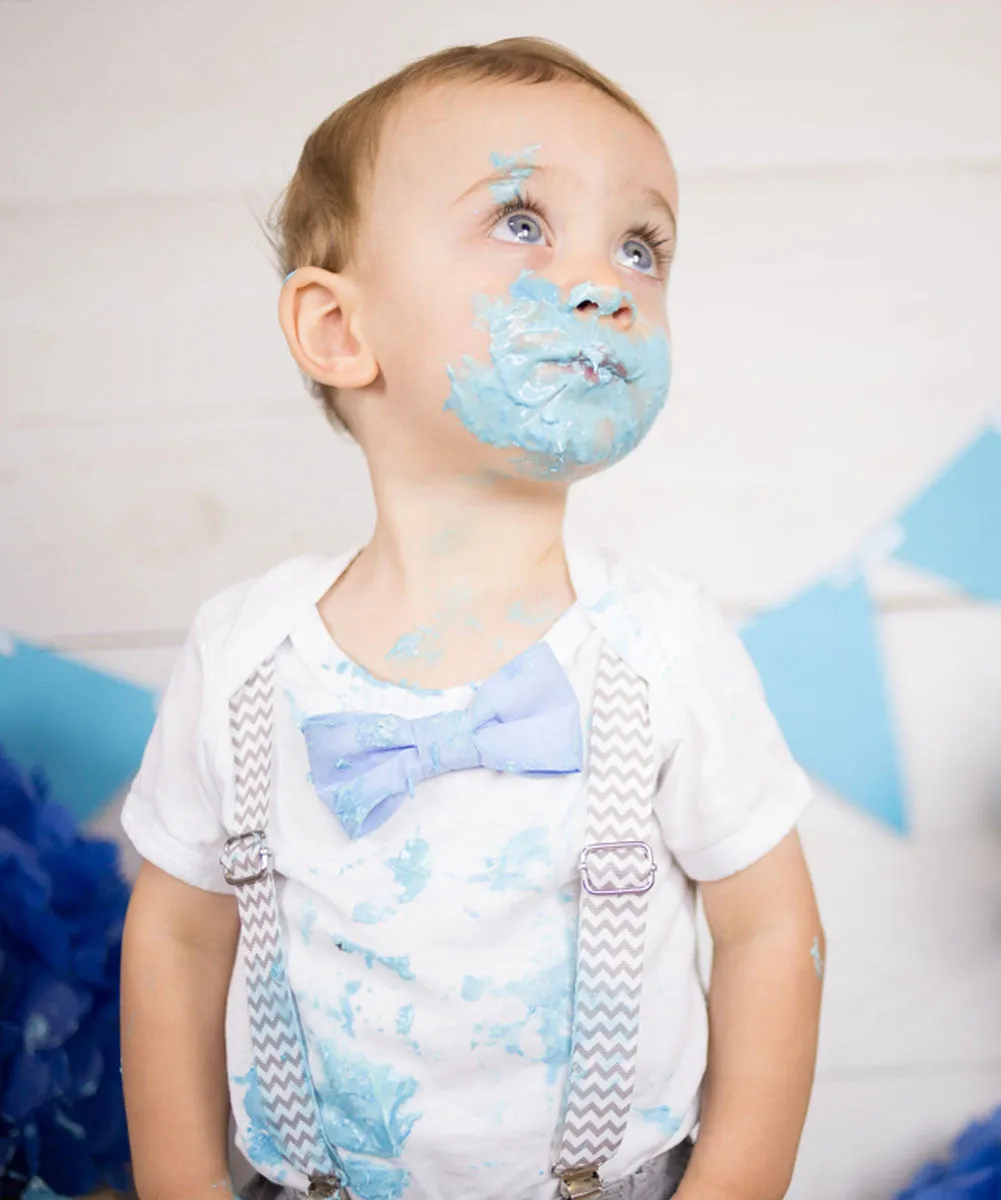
[
  {"xmin": 565, "ymin": 540, "xmax": 668, "ymax": 687},
  {"xmin": 314, "ymin": 540, "xmax": 663, "ymax": 688}
]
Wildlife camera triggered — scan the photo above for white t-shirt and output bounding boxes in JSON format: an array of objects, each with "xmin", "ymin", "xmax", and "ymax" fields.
[{"xmin": 120, "ymin": 541, "xmax": 812, "ymax": 1200}]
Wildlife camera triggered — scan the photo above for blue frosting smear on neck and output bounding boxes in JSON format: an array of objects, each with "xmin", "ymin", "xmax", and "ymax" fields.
[{"xmin": 444, "ymin": 269, "xmax": 671, "ymax": 478}]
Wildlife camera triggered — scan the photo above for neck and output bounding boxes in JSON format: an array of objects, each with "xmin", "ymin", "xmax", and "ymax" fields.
[{"xmin": 351, "ymin": 467, "xmax": 573, "ymax": 614}]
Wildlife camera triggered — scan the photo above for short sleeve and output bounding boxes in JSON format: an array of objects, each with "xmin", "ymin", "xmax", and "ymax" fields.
[
  {"xmin": 653, "ymin": 585, "xmax": 813, "ymax": 882},
  {"xmin": 119, "ymin": 611, "xmax": 232, "ymax": 894}
]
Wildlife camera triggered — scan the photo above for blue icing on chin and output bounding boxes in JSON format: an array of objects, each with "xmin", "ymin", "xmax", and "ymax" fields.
[
  {"xmin": 444, "ymin": 269, "xmax": 671, "ymax": 480},
  {"xmin": 395, "ymin": 1004, "xmax": 414, "ymax": 1036},
  {"xmin": 634, "ymin": 1104, "xmax": 682, "ymax": 1138}
]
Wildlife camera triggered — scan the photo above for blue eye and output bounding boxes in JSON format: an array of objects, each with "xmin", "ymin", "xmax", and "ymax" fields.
[
  {"xmin": 490, "ymin": 210, "xmax": 544, "ymax": 245},
  {"xmin": 619, "ymin": 238, "xmax": 655, "ymax": 273}
]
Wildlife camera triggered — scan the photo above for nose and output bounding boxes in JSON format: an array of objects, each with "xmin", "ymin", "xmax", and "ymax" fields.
[{"xmin": 568, "ymin": 281, "xmax": 636, "ymax": 332}]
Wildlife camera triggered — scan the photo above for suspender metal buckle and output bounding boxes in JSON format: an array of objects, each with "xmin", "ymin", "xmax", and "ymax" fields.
[
  {"xmin": 220, "ymin": 830, "xmax": 272, "ymax": 886},
  {"xmin": 579, "ymin": 839, "xmax": 657, "ymax": 896},
  {"xmin": 556, "ymin": 1165, "xmax": 604, "ymax": 1199}
]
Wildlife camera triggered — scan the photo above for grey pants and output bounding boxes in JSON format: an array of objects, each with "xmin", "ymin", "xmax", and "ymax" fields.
[{"xmin": 242, "ymin": 1136, "xmax": 694, "ymax": 1200}]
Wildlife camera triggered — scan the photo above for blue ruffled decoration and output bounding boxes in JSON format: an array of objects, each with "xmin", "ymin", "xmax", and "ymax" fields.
[
  {"xmin": 0, "ymin": 744, "xmax": 132, "ymax": 1197},
  {"xmin": 894, "ymin": 1105, "xmax": 1001, "ymax": 1199}
]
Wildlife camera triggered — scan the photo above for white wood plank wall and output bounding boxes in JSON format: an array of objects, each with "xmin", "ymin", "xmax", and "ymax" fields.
[{"xmin": 2, "ymin": 3, "xmax": 999, "ymax": 1196}]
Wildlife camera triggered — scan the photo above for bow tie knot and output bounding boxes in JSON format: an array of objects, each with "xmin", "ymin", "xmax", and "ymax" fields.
[
  {"xmin": 411, "ymin": 709, "xmax": 480, "ymax": 774},
  {"xmin": 301, "ymin": 640, "xmax": 583, "ymax": 839}
]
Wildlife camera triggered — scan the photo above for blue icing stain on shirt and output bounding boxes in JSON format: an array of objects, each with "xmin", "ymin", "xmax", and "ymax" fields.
[
  {"xmin": 472, "ymin": 954, "xmax": 573, "ymax": 1085},
  {"xmin": 284, "ymin": 687, "xmax": 310, "ymax": 731},
  {"xmin": 341, "ymin": 1154, "xmax": 409, "ymax": 1200},
  {"xmin": 469, "ymin": 827, "xmax": 551, "ymax": 891},
  {"xmin": 635, "ymin": 1105, "xmax": 682, "ymax": 1138},
  {"xmin": 395, "ymin": 1004, "xmax": 414, "ymax": 1037},
  {"xmin": 387, "ymin": 837, "xmax": 430, "ymax": 902},
  {"xmin": 326, "ymin": 980, "xmax": 363, "ymax": 1039},
  {"xmin": 300, "ymin": 897, "xmax": 318, "ymax": 945},
  {"xmin": 315, "ymin": 1038, "xmax": 421, "ymax": 1159},
  {"xmin": 353, "ymin": 901, "xmax": 393, "ymax": 925},
  {"xmin": 231, "ymin": 1065, "xmax": 288, "ymax": 1175},
  {"xmin": 461, "ymin": 975, "xmax": 489, "ymax": 1002},
  {"xmin": 334, "ymin": 936, "xmax": 415, "ymax": 981}
]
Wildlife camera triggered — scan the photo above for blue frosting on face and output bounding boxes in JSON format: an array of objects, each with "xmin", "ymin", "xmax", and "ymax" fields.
[
  {"xmin": 488, "ymin": 144, "xmax": 541, "ymax": 203},
  {"xmin": 444, "ymin": 269, "xmax": 671, "ymax": 478}
]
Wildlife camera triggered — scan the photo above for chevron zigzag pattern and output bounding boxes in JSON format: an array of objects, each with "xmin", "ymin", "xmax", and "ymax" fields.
[
  {"xmin": 228, "ymin": 661, "xmax": 344, "ymax": 1184},
  {"xmin": 553, "ymin": 640, "xmax": 659, "ymax": 1178}
]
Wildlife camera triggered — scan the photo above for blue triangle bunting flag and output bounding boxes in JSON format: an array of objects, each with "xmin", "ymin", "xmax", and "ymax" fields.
[
  {"xmin": 891, "ymin": 425, "xmax": 1001, "ymax": 603},
  {"xmin": 0, "ymin": 634, "xmax": 157, "ymax": 825},
  {"xmin": 739, "ymin": 572, "xmax": 908, "ymax": 832}
]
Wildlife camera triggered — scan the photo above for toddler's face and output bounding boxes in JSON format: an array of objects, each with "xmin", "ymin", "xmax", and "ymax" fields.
[{"xmin": 349, "ymin": 78, "xmax": 678, "ymax": 483}]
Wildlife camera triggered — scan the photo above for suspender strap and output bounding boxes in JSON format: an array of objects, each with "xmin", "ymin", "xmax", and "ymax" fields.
[
  {"xmin": 221, "ymin": 659, "xmax": 349, "ymax": 1198},
  {"xmin": 552, "ymin": 640, "xmax": 659, "ymax": 1197}
]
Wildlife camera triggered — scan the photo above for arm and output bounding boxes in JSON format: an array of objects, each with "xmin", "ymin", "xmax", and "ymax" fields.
[
  {"xmin": 121, "ymin": 859, "xmax": 241, "ymax": 1200},
  {"xmin": 675, "ymin": 828, "xmax": 825, "ymax": 1200}
]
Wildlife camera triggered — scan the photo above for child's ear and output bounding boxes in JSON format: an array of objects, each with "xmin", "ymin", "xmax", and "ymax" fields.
[{"xmin": 277, "ymin": 266, "xmax": 378, "ymax": 390}]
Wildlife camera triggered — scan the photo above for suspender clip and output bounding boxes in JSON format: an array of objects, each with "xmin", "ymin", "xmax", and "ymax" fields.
[
  {"xmin": 579, "ymin": 840, "xmax": 657, "ymax": 896},
  {"xmin": 307, "ymin": 1174, "xmax": 350, "ymax": 1200},
  {"xmin": 556, "ymin": 1165, "xmax": 604, "ymax": 1198},
  {"xmin": 220, "ymin": 830, "xmax": 272, "ymax": 886}
]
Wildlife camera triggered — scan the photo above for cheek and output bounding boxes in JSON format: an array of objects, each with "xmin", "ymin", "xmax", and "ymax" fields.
[{"xmin": 372, "ymin": 270, "xmax": 492, "ymax": 399}]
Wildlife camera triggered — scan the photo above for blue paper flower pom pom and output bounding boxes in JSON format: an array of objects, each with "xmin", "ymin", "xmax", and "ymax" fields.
[
  {"xmin": 894, "ymin": 1104, "xmax": 1001, "ymax": 1199},
  {"xmin": 0, "ymin": 744, "xmax": 132, "ymax": 1197}
]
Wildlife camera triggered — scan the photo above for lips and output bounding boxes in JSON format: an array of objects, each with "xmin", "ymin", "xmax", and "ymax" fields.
[{"xmin": 561, "ymin": 350, "xmax": 628, "ymax": 383}]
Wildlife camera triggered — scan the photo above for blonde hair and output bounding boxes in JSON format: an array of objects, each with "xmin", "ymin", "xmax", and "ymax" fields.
[{"xmin": 264, "ymin": 37, "xmax": 661, "ymax": 437}]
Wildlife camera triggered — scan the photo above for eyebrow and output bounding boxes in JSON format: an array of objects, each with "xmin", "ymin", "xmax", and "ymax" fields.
[
  {"xmin": 455, "ymin": 166, "xmax": 677, "ymax": 236},
  {"xmin": 452, "ymin": 163, "xmax": 554, "ymax": 206},
  {"xmin": 641, "ymin": 187, "xmax": 678, "ymax": 238}
]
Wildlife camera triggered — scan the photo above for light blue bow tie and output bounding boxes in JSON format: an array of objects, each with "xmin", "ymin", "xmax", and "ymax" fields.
[{"xmin": 301, "ymin": 641, "xmax": 583, "ymax": 839}]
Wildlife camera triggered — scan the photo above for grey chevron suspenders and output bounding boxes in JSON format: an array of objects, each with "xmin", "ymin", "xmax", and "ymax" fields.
[
  {"xmin": 551, "ymin": 642, "xmax": 659, "ymax": 1199},
  {"xmin": 221, "ymin": 638, "xmax": 658, "ymax": 1200},
  {"xmin": 221, "ymin": 660, "xmax": 349, "ymax": 1199}
]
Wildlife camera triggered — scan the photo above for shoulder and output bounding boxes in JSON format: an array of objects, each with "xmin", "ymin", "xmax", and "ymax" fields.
[
  {"xmin": 192, "ymin": 552, "xmax": 346, "ymax": 696},
  {"xmin": 573, "ymin": 542, "xmax": 761, "ymax": 731},
  {"xmin": 572, "ymin": 542, "xmax": 715, "ymax": 674}
]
